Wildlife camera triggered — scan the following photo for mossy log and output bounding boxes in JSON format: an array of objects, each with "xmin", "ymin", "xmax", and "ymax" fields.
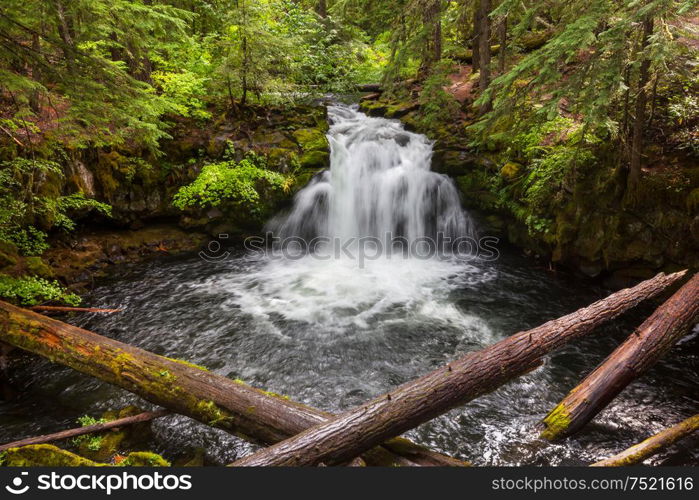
[
  {"xmin": 0, "ymin": 301, "xmax": 464, "ymax": 467},
  {"xmin": 1, "ymin": 444, "xmax": 170, "ymax": 467},
  {"xmin": 591, "ymin": 414, "xmax": 699, "ymax": 466},
  {"xmin": 231, "ymin": 271, "xmax": 686, "ymax": 466},
  {"xmin": 541, "ymin": 273, "xmax": 699, "ymax": 441}
]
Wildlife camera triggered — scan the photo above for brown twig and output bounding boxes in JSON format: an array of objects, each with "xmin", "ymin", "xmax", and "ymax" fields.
[
  {"xmin": 0, "ymin": 409, "xmax": 170, "ymax": 452},
  {"xmin": 28, "ymin": 306, "xmax": 124, "ymax": 313}
]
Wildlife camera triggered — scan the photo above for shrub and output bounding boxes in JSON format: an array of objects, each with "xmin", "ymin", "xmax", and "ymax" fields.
[
  {"xmin": 0, "ymin": 274, "xmax": 81, "ymax": 306},
  {"xmin": 172, "ymin": 156, "xmax": 288, "ymax": 214}
]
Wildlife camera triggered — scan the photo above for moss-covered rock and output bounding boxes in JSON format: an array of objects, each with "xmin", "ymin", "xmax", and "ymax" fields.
[
  {"xmin": 1, "ymin": 445, "xmax": 103, "ymax": 467},
  {"xmin": 118, "ymin": 452, "xmax": 170, "ymax": 467},
  {"xmin": 500, "ymin": 161, "xmax": 523, "ymax": 181},
  {"xmin": 24, "ymin": 256, "xmax": 54, "ymax": 278},
  {"xmin": 291, "ymin": 128, "xmax": 329, "ymax": 169},
  {"xmin": 0, "ymin": 249, "xmax": 18, "ymax": 270}
]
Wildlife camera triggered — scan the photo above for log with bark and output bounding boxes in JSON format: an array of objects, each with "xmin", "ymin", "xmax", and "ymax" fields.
[
  {"xmin": 541, "ymin": 273, "xmax": 699, "ymax": 440},
  {"xmin": 591, "ymin": 414, "xmax": 699, "ymax": 466},
  {"xmin": 449, "ymin": 30, "xmax": 553, "ymax": 64},
  {"xmin": 230, "ymin": 271, "xmax": 686, "ymax": 466},
  {"xmin": 0, "ymin": 409, "xmax": 170, "ymax": 452},
  {"xmin": 0, "ymin": 301, "xmax": 464, "ymax": 467}
]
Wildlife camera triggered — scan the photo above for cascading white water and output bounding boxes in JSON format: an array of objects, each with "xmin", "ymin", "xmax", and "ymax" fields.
[
  {"xmin": 214, "ymin": 104, "xmax": 492, "ymax": 330},
  {"xmin": 269, "ymin": 104, "xmax": 475, "ymax": 246}
]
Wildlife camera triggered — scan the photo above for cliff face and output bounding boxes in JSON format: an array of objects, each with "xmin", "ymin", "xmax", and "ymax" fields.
[
  {"xmin": 0, "ymin": 105, "xmax": 331, "ymax": 289},
  {"xmin": 359, "ymin": 96, "xmax": 699, "ymax": 283}
]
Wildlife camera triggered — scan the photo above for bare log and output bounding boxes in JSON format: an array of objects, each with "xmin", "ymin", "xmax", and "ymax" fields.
[
  {"xmin": 591, "ymin": 414, "xmax": 699, "ymax": 466},
  {"xmin": 231, "ymin": 271, "xmax": 686, "ymax": 466},
  {"xmin": 541, "ymin": 273, "xmax": 699, "ymax": 440},
  {"xmin": 28, "ymin": 306, "xmax": 124, "ymax": 313},
  {"xmin": 0, "ymin": 301, "xmax": 463, "ymax": 467},
  {"xmin": 0, "ymin": 409, "xmax": 170, "ymax": 452}
]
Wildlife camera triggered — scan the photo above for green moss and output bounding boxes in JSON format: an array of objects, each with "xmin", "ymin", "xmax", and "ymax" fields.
[
  {"xmin": 2, "ymin": 445, "xmax": 103, "ymax": 467},
  {"xmin": 0, "ymin": 250, "xmax": 18, "ymax": 270},
  {"xmin": 118, "ymin": 452, "xmax": 170, "ymax": 467},
  {"xmin": 25, "ymin": 256, "xmax": 54, "ymax": 278},
  {"xmin": 261, "ymin": 389, "xmax": 291, "ymax": 400},
  {"xmin": 292, "ymin": 128, "xmax": 328, "ymax": 153},
  {"xmin": 500, "ymin": 162, "xmax": 523, "ymax": 181},
  {"xmin": 540, "ymin": 403, "xmax": 572, "ymax": 440},
  {"xmin": 0, "ymin": 240, "xmax": 19, "ymax": 256},
  {"xmin": 193, "ymin": 400, "xmax": 229, "ymax": 427},
  {"xmin": 165, "ymin": 357, "xmax": 209, "ymax": 371},
  {"xmin": 299, "ymin": 150, "xmax": 329, "ymax": 169}
]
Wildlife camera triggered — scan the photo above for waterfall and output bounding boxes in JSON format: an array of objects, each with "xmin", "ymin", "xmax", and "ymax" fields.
[
  {"xmin": 268, "ymin": 104, "xmax": 475, "ymax": 249},
  {"xmin": 224, "ymin": 104, "xmax": 490, "ymax": 330}
]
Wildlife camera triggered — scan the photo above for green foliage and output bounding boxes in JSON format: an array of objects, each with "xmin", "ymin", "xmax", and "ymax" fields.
[
  {"xmin": 416, "ymin": 62, "xmax": 459, "ymax": 132},
  {"xmin": 0, "ymin": 158, "xmax": 112, "ymax": 255},
  {"xmin": 71, "ymin": 415, "xmax": 110, "ymax": 451},
  {"xmin": 173, "ymin": 155, "xmax": 288, "ymax": 213},
  {"xmin": 0, "ymin": 274, "xmax": 81, "ymax": 306},
  {"xmin": 2, "ymin": 226, "xmax": 50, "ymax": 257},
  {"xmin": 77, "ymin": 415, "xmax": 108, "ymax": 427},
  {"xmin": 152, "ymin": 70, "xmax": 212, "ymax": 120}
]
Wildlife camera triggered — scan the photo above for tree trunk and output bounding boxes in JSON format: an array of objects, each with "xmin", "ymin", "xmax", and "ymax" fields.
[
  {"xmin": 626, "ymin": 16, "xmax": 654, "ymax": 197},
  {"xmin": 434, "ymin": 9, "xmax": 442, "ymax": 64},
  {"xmin": 28, "ymin": 33, "xmax": 41, "ymax": 113},
  {"xmin": 420, "ymin": 1, "xmax": 442, "ymax": 73},
  {"xmin": 471, "ymin": 1, "xmax": 481, "ymax": 72},
  {"xmin": 477, "ymin": 0, "xmax": 491, "ymax": 112},
  {"xmin": 0, "ymin": 301, "xmax": 465, "ymax": 467},
  {"xmin": 0, "ymin": 409, "xmax": 169, "ymax": 452},
  {"xmin": 541, "ymin": 273, "xmax": 699, "ymax": 441},
  {"xmin": 592, "ymin": 414, "xmax": 699, "ymax": 466},
  {"xmin": 231, "ymin": 271, "xmax": 686, "ymax": 467},
  {"xmin": 497, "ymin": 15, "xmax": 507, "ymax": 73},
  {"xmin": 52, "ymin": 0, "xmax": 76, "ymax": 74},
  {"xmin": 316, "ymin": 0, "xmax": 327, "ymax": 18}
]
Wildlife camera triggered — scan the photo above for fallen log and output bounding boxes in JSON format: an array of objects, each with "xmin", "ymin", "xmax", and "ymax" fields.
[
  {"xmin": 541, "ymin": 273, "xmax": 699, "ymax": 440},
  {"xmin": 231, "ymin": 271, "xmax": 686, "ymax": 466},
  {"xmin": 0, "ymin": 409, "xmax": 170, "ymax": 452},
  {"xmin": 28, "ymin": 306, "xmax": 124, "ymax": 313},
  {"xmin": 0, "ymin": 301, "xmax": 463, "ymax": 467},
  {"xmin": 448, "ymin": 30, "xmax": 553, "ymax": 64},
  {"xmin": 591, "ymin": 414, "xmax": 699, "ymax": 466},
  {"xmin": 357, "ymin": 83, "xmax": 382, "ymax": 92}
]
